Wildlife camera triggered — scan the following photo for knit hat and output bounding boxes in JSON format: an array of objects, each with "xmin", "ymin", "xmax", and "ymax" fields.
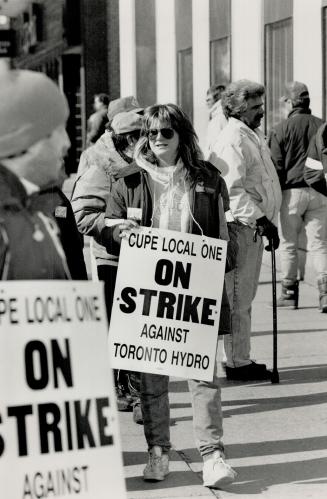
[
  {"xmin": 280, "ymin": 81, "xmax": 309, "ymax": 102},
  {"xmin": 111, "ymin": 111, "xmax": 143, "ymax": 135},
  {"xmin": 0, "ymin": 68, "xmax": 69, "ymax": 159},
  {"xmin": 108, "ymin": 96, "xmax": 143, "ymax": 122}
]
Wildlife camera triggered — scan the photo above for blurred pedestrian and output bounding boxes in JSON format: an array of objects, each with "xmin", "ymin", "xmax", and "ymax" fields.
[
  {"xmin": 86, "ymin": 93, "xmax": 110, "ymax": 148},
  {"xmin": 101, "ymin": 103, "xmax": 238, "ymax": 488},
  {"xmin": 71, "ymin": 104, "xmax": 143, "ymax": 420},
  {"xmin": 268, "ymin": 82, "xmax": 327, "ymax": 312},
  {"xmin": 211, "ymin": 80, "xmax": 282, "ymax": 381},
  {"xmin": 0, "ymin": 68, "xmax": 71, "ymax": 280},
  {"xmin": 205, "ymin": 83, "xmax": 227, "ymax": 160}
]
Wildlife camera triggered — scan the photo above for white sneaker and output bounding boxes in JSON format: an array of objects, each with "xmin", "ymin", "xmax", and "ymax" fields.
[
  {"xmin": 203, "ymin": 451, "xmax": 237, "ymax": 489},
  {"xmin": 143, "ymin": 446, "xmax": 169, "ymax": 481}
]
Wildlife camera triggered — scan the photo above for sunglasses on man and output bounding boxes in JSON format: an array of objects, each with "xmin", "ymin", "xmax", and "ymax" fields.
[{"xmin": 146, "ymin": 128, "xmax": 175, "ymax": 140}]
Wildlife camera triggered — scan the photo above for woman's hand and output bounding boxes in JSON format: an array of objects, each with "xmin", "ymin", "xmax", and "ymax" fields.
[{"xmin": 118, "ymin": 219, "xmax": 140, "ymax": 239}]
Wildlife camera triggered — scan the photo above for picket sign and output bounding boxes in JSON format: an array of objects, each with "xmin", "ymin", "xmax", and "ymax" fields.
[
  {"xmin": 109, "ymin": 227, "xmax": 227, "ymax": 382},
  {"xmin": 0, "ymin": 280, "xmax": 126, "ymax": 499}
]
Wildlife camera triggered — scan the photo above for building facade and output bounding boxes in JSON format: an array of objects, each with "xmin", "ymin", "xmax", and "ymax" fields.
[
  {"xmin": 3, "ymin": 1, "xmax": 327, "ymax": 171},
  {"xmin": 7, "ymin": 0, "xmax": 120, "ymax": 173},
  {"xmin": 119, "ymin": 0, "xmax": 326, "ymax": 149}
]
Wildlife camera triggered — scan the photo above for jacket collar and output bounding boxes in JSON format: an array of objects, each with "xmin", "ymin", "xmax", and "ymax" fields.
[
  {"xmin": 0, "ymin": 163, "xmax": 29, "ymax": 209},
  {"xmin": 209, "ymin": 100, "xmax": 223, "ymax": 120},
  {"xmin": 112, "ymin": 161, "xmax": 143, "ymax": 179},
  {"xmin": 288, "ymin": 107, "xmax": 311, "ymax": 118},
  {"xmin": 228, "ymin": 117, "xmax": 264, "ymax": 142},
  {"xmin": 86, "ymin": 131, "xmax": 131, "ymax": 173}
]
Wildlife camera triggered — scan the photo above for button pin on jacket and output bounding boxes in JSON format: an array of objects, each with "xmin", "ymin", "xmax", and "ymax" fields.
[
  {"xmin": 55, "ymin": 206, "xmax": 67, "ymax": 218},
  {"xmin": 195, "ymin": 183, "xmax": 205, "ymax": 193},
  {"xmin": 127, "ymin": 207, "xmax": 142, "ymax": 222},
  {"xmin": 33, "ymin": 226, "xmax": 45, "ymax": 242}
]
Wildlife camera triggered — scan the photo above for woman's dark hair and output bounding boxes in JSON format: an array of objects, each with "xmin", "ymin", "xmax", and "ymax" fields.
[{"xmin": 135, "ymin": 103, "xmax": 204, "ymax": 184}]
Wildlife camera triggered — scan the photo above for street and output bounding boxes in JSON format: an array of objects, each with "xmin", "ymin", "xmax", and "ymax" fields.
[{"xmin": 119, "ymin": 257, "xmax": 327, "ymax": 499}]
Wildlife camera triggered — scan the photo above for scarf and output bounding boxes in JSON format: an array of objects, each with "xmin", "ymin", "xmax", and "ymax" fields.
[{"xmin": 135, "ymin": 155, "xmax": 190, "ymax": 232}]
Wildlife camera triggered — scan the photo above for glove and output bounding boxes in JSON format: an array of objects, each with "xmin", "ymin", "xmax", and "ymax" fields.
[{"xmin": 256, "ymin": 216, "xmax": 280, "ymax": 251}]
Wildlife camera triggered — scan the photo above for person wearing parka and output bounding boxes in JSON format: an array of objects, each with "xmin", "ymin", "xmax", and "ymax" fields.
[
  {"xmin": 0, "ymin": 68, "xmax": 71, "ymax": 280},
  {"xmin": 31, "ymin": 186, "xmax": 87, "ymax": 280},
  {"xmin": 0, "ymin": 165, "xmax": 69, "ymax": 280},
  {"xmin": 71, "ymin": 109, "xmax": 144, "ymax": 418},
  {"xmin": 99, "ymin": 104, "xmax": 238, "ymax": 489},
  {"xmin": 71, "ymin": 111, "xmax": 143, "ymax": 316}
]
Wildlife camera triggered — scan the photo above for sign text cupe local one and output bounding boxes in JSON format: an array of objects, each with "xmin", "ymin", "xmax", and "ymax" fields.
[
  {"xmin": 109, "ymin": 228, "xmax": 227, "ymax": 382},
  {"xmin": 0, "ymin": 281, "xmax": 126, "ymax": 499}
]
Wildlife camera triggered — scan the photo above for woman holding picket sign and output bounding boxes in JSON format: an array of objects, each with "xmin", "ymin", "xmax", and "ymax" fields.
[{"xmin": 100, "ymin": 104, "xmax": 238, "ymax": 489}]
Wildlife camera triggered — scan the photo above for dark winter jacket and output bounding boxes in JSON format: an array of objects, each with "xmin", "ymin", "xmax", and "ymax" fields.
[
  {"xmin": 268, "ymin": 108, "xmax": 323, "ymax": 190},
  {"xmin": 71, "ymin": 132, "xmax": 132, "ymax": 264},
  {"xmin": 31, "ymin": 187, "xmax": 88, "ymax": 279},
  {"xmin": 99, "ymin": 161, "xmax": 238, "ymax": 334},
  {"xmin": 304, "ymin": 122, "xmax": 327, "ymax": 196},
  {"xmin": 0, "ymin": 164, "xmax": 69, "ymax": 280},
  {"xmin": 86, "ymin": 108, "xmax": 109, "ymax": 147}
]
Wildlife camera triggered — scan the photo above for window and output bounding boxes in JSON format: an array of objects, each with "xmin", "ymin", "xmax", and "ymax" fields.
[
  {"xmin": 209, "ymin": 0, "xmax": 231, "ymax": 86},
  {"xmin": 210, "ymin": 36, "xmax": 230, "ymax": 86},
  {"xmin": 177, "ymin": 48, "xmax": 193, "ymax": 121},
  {"xmin": 265, "ymin": 18, "xmax": 293, "ymax": 132}
]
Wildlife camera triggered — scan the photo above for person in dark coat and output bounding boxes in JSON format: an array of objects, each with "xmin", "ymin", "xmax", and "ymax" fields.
[
  {"xmin": 0, "ymin": 68, "xmax": 71, "ymax": 280},
  {"xmin": 304, "ymin": 122, "xmax": 327, "ymax": 197},
  {"xmin": 268, "ymin": 81, "xmax": 327, "ymax": 312},
  {"xmin": 31, "ymin": 185, "xmax": 88, "ymax": 280}
]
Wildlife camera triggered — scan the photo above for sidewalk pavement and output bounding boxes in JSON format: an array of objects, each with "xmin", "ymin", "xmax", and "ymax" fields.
[{"xmin": 118, "ymin": 258, "xmax": 327, "ymax": 499}]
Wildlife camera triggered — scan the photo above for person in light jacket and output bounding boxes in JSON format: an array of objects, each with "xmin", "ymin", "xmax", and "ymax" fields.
[{"xmin": 210, "ymin": 80, "xmax": 282, "ymax": 381}]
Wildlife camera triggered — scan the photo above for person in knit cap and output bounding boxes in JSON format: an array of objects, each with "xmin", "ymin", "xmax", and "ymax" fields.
[
  {"xmin": 107, "ymin": 95, "xmax": 143, "ymax": 123},
  {"xmin": 0, "ymin": 67, "xmax": 72, "ymax": 280},
  {"xmin": 100, "ymin": 103, "xmax": 238, "ymax": 488},
  {"xmin": 71, "ymin": 103, "xmax": 143, "ymax": 421}
]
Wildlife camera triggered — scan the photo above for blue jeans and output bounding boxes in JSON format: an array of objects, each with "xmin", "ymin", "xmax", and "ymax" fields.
[
  {"xmin": 224, "ymin": 224, "xmax": 263, "ymax": 367},
  {"xmin": 140, "ymin": 356, "xmax": 224, "ymax": 457},
  {"xmin": 279, "ymin": 188, "xmax": 327, "ymax": 281}
]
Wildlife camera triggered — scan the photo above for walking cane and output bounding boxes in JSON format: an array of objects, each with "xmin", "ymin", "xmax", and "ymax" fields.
[{"xmin": 270, "ymin": 241, "xmax": 280, "ymax": 384}]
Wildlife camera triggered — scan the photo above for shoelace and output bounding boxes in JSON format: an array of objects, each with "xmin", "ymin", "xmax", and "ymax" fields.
[{"xmin": 149, "ymin": 455, "xmax": 162, "ymax": 469}]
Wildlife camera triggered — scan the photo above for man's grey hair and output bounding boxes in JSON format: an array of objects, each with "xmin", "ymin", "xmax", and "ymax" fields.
[{"xmin": 221, "ymin": 80, "xmax": 265, "ymax": 119}]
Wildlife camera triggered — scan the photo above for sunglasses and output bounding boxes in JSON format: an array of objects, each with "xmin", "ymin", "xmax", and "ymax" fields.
[{"xmin": 147, "ymin": 128, "xmax": 175, "ymax": 140}]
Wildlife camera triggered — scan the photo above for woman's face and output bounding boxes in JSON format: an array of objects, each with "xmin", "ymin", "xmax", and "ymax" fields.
[{"xmin": 148, "ymin": 118, "xmax": 180, "ymax": 166}]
